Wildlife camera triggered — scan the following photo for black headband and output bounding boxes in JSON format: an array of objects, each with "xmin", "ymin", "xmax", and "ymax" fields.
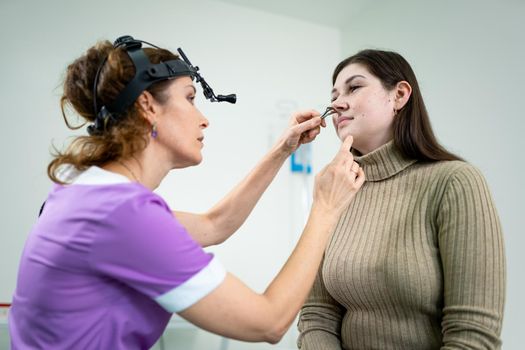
[{"xmin": 88, "ymin": 35, "xmax": 236, "ymax": 136}]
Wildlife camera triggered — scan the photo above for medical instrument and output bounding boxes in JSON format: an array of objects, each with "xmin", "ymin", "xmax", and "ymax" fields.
[{"xmin": 320, "ymin": 106, "xmax": 337, "ymax": 120}]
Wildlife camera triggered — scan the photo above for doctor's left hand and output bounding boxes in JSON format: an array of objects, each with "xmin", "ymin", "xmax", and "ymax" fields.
[{"xmin": 278, "ymin": 110, "xmax": 326, "ymax": 154}]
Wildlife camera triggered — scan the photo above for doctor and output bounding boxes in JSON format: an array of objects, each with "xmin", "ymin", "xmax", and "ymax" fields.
[{"xmin": 9, "ymin": 36, "xmax": 365, "ymax": 349}]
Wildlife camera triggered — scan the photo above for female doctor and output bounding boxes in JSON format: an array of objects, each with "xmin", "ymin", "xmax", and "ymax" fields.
[{"xmin": 9, "ymin": 37, "xmax": 365, "ymax": 349}]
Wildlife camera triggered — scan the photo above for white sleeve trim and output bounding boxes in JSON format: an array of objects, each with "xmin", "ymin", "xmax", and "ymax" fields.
[{"xmin": 154, "ymin": 257, "xmax": 227, "ymax": 313}]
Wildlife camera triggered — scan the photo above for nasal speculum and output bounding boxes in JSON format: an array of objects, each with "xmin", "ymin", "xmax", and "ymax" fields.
[{"xmin": 320, "ymin": 107, "xmax": 337, "ymax": 119}]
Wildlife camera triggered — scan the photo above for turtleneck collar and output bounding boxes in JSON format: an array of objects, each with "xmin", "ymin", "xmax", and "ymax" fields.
[{"xmin": 353, "ymin": 140, "xmax": 417, "ymax": 182}]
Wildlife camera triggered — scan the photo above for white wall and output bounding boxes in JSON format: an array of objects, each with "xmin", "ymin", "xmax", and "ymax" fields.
[
  {"xmin": 3, "ymin": 0, "xmax": 522, "ymax": 348},
  {"xmin": 0, "ymin": 0, "xmax": 340, "ymax": 349},
  {"xmin": 338, "ymin": 0, "xmax": 525, "ymax": 348}
]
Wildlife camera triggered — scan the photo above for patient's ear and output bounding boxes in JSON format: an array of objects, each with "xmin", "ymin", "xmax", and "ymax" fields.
[{"xmin": 394, "ymin": 81, "xmax": 412, "ymax": 110}]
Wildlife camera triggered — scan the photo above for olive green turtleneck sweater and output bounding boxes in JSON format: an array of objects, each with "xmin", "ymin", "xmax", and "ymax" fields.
[{"xmin": 297, "ymin": 141, "xmax": 505, "ymax": 349}]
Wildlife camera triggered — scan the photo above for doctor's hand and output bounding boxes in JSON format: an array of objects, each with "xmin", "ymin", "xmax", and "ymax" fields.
[
  {"xmin": 277, "ymin": 110, "xmax": 326, "ymax": 155},
  {"xmin": 313, "ymin": 135, "xmax": 365, "ymax": 217}
]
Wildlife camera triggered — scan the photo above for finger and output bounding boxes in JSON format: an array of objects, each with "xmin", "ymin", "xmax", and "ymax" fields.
[
  {"xmin": 347, "ymin": 165, "xmax": 357, "ymax": 177},
  {"xmin": 291, "ymin": 116, "xmax": 322, "ymax": 137},
  {"xmin": 333, "ymin": 135, "xmax": 354, "ymax": 163},
  {"xmin": 301, "ymin": 128, "xmax": 321, "ymax": 144},
  {"xmin": 351, "ymin": 166, "xmax": 360, "ymax": 179},
  {"xmin": 294, "ymin": 109, "xmax": 321, "ymax": 123},
  {"xmin": 342, "ymin": 135, "xmax": 354, "ymax": 151},
  {"xmin": 307, "ymin": 126, "xmax": 321, "ymax": 139},
  {"xmin": 351, "ymin": 161, "xmax": 360, "ymax": 173},
  {"xmin": 344, "ymin": 157, "xmax": 356, "ymax": 177},
  {"xmin": 354, "ymin": 167, "xmax": 366, "ymax": 187}
]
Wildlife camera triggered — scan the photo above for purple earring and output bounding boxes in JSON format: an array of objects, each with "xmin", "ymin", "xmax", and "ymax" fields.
[{"xmin": 151, "ymin": 122, "xmax": 158, "ymax": 138}]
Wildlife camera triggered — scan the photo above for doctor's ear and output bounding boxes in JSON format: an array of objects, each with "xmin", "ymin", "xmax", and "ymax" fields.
[
  {"xmin": 394, "ymin": 81, "xmax": 412, "ymax": 111},
  {"xmin": 136, "ymin": 91, "xmax": 158, "ymax": 123}
]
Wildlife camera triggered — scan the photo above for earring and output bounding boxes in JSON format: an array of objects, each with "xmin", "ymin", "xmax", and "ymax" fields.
[{"xmin": 151, "ymin": 122, "xmax": 158, "ymax": 138}]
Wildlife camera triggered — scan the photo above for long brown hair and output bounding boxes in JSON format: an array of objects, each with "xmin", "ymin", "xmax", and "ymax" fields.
[
  {"xmin": 333, "ymin": 49, "xmax": 462, "ymax": 162},
  {"xmin": 48, "ymin": 41, "xmax": 179, "ymax": 183}
]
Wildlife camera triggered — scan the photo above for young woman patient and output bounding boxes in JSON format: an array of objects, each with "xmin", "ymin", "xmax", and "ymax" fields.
[{"xmin": 298, "ymin": 49, "xmax": 505, "ymax": 350}]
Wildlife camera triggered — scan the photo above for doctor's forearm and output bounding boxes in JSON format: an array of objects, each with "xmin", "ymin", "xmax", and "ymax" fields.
[
  {"xmin": 173, "ymin": 142, "xmax": 290, "ymax": 247},
  {"xmin": 204, "ymin": 141, "xmax": 291, "ymax": 244}
]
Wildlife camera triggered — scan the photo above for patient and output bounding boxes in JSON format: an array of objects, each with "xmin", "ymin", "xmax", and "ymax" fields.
[{"xmin": 297, "ymin": 49, "xmax": 505, "ymax": 349}]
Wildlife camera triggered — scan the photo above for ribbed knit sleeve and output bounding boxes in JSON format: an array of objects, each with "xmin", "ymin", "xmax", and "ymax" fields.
[
  {"xmin": 437, "ymin": 164, "xmax": 505, "ymax": 349},
  {"xmin": 297, "ymin": 257, "xmax": 344, "ymax": 350}
]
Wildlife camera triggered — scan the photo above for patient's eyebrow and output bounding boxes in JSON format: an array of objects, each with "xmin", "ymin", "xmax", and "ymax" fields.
[{"xmin": 332, "ymin": 74, "xmax": 366, "ymax": 94}]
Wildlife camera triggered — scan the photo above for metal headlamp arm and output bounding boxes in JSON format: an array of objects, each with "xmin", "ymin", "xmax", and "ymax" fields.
[{"xmin": 177, "ymin": 48, "xmax": 237, "ymax": 104}]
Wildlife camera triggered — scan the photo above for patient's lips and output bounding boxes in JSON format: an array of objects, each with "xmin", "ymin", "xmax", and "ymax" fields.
[{"xmin": 337, "ymin": 116, "xmax": 354, "ymax": 127}]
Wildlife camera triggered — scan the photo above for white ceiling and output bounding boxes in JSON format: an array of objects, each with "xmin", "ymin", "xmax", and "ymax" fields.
[{"xmin": 213, "ymin": 0, "xmax": 375, "ymax": 28}]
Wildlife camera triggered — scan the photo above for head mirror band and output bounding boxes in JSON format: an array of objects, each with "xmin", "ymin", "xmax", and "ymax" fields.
[
  {"xmin": 106, "ymin": 51, "xmax": 196, "ymax": 115},
  {"xmin": 88, "ymin": 35, "xmax": 236, "ymax": 136}
]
